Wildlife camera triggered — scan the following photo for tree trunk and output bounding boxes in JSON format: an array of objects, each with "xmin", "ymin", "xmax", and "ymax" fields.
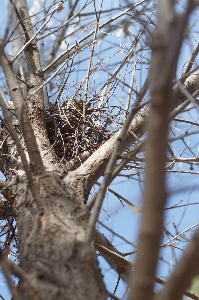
[
  {"xmin": 12, "ymin": 172, "xmax": 106, "ymax": 299},
  {"xmin": 1, "ymin": 1, "xmax": 199, "ymax": 300}
]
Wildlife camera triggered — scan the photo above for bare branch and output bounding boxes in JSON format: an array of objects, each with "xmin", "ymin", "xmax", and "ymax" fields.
[
  {"xmin": 106, "ymin": 291, "xmax": 121, "ymax": 300},
  {"xmin": 95, "ymin": 241, "xmax": 199, "ymax": 300},
  {"xmin": 0, "ymin": 40, "xmax": 45, "ymax": 174},
  {"xmin": 154, "ymin": 227, "xmax": 199, "ymax": 300},
  {"xmin": 13, "ymin": 0, "xmax": 58, "ymax": 169},
  {"xmin": 0, "ymin": 89, "xmax": 44, "ymax": 209},
  {"xmin": 183, "ymin": 40, "xmax": 199, "ymax": 80},
  {"xmin": 0, "ymin": 196, "xmax": 14, "ymax": 219},
  {"xmin": 0, "ymin": 1, "xmax": 199, "ymax": 299},
  {"xmin": 71, "ymin": 69, "xmax": 199, "ymax": 199},
  {"xmin": 47, "ymin": 0, "xmax": 81, "ymax": 65},
  {"xmin": 169, "ymin": 87, "xmax": 199, "ymax": 120},
  {"xmin": 129, "ymin": 2, "xmax": 195, "ymax": 300},
  {"xmin": 2, "ymin": 255, "xmax": 26, "ymax": 280},
  {"xmin": 42, "ymin": 0, "xmax": 147, "ymax": 73},
  {"xmin": 10, "ymin": 1, "xmax": 63, "ymax": 64},
  {"xmin": 0, "ymin": 249, "xmax": 20, "ymax": 300},
  {"xmin": 95, "ymin": 243, "xmax": 134, "ymax": 281},
  {"xmin": 85, "ymin": 78, "xmax": 149, "ymax": 245}
]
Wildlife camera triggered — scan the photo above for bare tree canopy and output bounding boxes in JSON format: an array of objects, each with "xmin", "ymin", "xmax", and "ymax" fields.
[{"xmin": 0, "ymin": 0, "xmax": 199, "ymax": 299}]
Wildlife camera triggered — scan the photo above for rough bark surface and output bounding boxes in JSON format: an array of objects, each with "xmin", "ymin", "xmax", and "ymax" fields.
[
  {"xmin": 0, "ymin": 1, "xmax": 199, "ymax": 300},
  {"xmin": 7, "ymin": 172, "xmax": 106, "ymax": 300}
]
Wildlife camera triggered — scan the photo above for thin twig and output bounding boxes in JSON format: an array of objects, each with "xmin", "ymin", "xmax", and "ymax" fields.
[
  {"xmin": 0, "ymin": 39, "xmax": 45, "ymax": 174},
  {"xmin": 107, "ymin": 291, "xmax": 121, "ymax": 300},
  {"xmin": 47, "ymin": 0, "xmax": 85, "ymax": 64},
  {"xmin": 42, "ymin": 0, "xmax": 147, "ymax": 73},
  {"xmin": 129, "ymin": 1, "xmax": 195, "ymax": 299},
  {"xmin": 177, "ymin": 79, "xmax": 199, "ymax": 108},
  {"xmin": 154, "ymin": 225, "xmax": 199, "ymax": 300},
  {"xmin": 161, "ymin": 222, "xmax": 199, "ymax": 247},
  {"xmin": 0, "ymin": 90, "xmax": 44, "ymax": 211},
  {"xmin": 85, "ymin": 103, "xmax": 146, "ymax": 245},
  {"xmin": 10, "ymin": 1, "xmax": 64, "ymax": 63},
  {"xmin": 129, "ymin": 156, "xmax": 199, "ymax": 163},
  {"xmin": 0, "ymin": 250, "xmax": 20, "ymax": 300},
  {"xmin": 96, "ymin": 243, "xmax": 198, "ymax": 299},
  {"xmin": 173, "ymin": 117, "xmax": 199, "ymax": 127},
  {"xmin": 83, "ymin": 0, "xmax": 102, "ymax": 118},
  {"xmin": 182, "ymin": 40, "xmax": 199, "ymax": 81}
]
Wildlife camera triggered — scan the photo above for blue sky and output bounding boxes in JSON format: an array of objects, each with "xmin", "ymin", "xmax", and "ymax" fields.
[{"xmin": 0, "ymin": 1, "xmax": 199, "ymax": 299}]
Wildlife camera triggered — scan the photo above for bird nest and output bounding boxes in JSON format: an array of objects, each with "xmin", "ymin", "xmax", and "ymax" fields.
[{"xmin": 45, "ymin": 99, "xmax": 111, "ymax": 161}]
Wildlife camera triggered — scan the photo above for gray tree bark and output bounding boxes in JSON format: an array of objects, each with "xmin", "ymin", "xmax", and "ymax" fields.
[
  {"xmin": 0, "ymin": 1, "xmax": 107, "ymax": 298},
  {"xmin": 0, "ymin": 1, "xmax": 199, "ymax": 300}
]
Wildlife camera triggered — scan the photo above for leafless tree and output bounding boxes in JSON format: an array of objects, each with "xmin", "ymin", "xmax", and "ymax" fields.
[{"xmin": 0, "ymin": 0, "xmax": 199, "ymax": 299}]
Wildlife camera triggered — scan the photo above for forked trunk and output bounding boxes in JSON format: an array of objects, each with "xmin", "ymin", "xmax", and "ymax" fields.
[{"xmin": 13, "ymin": 172, "xmax": 106, "ymax": 300}]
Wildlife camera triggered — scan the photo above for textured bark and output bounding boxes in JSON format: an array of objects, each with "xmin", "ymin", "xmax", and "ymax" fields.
[
  {"xmin": 14, "ymin": 0, "xmax": 65, "ymax": 173},
  {"xmin": 0, "ymin": 52, "xmax": 198, "ymax": 300},
  {"xmin": 6, "ymin": 172, "xmax": 106, "ymax": 300},
  {"xmin": 0, "ymin": 1, "xmax": 199, "ymax": 300},
  {"xmin": 129, "ymin": 2, "xmax": 198, "ymax": 300},
  {"xmin": 0, "ymin": 2, "xmax": 106, "ymax": 297}
]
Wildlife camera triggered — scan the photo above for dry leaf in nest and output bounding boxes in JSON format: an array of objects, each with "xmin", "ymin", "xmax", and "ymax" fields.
[
  {"xmin": 57, "ymin": 4, "xmax": 64, "ymax": 12},
  {"xmin": 49, "ymin": 83, "xmax": 55, "ymax": 91}
]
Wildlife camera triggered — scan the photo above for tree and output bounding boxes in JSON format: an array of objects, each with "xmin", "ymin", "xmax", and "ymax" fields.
[{"xmin": 0, "ymin": 0, "xmax": 199, "ymax": 299}]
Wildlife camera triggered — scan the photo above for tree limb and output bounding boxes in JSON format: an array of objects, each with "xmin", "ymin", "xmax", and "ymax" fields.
[
  {"xmin": 0, "ymin": 249, "xmax": 20, "ymax": 300},
  {"xmin": 74, "ymin": 69, "xmax": 199, "ymax": 196},
  {"xmin": 47, "ymin": 0, "xmax": 80, "ymax": 65},
  {"xmin": 129, "ymin": 2, "xmax": 197, "ymax": 300},
  {"xmin": 0, "ymin": 39, "xmax": 45, "ymax": 174},
  {"xmin": 85, "ymin": 78, "xmax": 149, "ymax": 245},
  {"xmin": 154, "ymin": 227, "xmax": 199, "ymax": 300},
  {"xmin": 43, "ymin": 0, "xmax": 147, "ymax": 73},
  {"xmin": 0, "ymin": 90, "xmax": 44, "ymax": 210},
  {"xmin": 95, "ymin": 238, "xmax": 199, "ymax": 300},
  {"xmin": 13, "ymin": 0, "xmax": 60, "ymax": 171},
  {"xmin": 0, "ymin": 196, "xmax": 14, "ymax": 219}
]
